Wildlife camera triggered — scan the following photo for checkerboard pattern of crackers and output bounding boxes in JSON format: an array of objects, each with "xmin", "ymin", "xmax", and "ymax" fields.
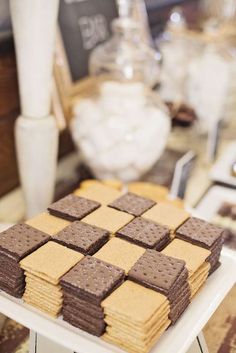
[{"xmin": 0, "ymin": 181, "xmax": 225, "ymax": 353}]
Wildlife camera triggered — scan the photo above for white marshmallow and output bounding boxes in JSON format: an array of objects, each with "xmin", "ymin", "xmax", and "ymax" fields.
[{"xmin": 71, "ymin": 81, "xmax": 170, "ymax": 182}]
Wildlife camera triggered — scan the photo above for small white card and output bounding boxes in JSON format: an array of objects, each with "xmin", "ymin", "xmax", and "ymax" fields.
[{"xmin": 170, "ymin": 151, "xmax": 196, "ymax": 199}]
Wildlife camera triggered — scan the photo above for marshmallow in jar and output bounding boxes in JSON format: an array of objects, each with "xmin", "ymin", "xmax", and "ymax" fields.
[{"xmin": 71, "ymin": 81, "xmax": 170, "ymax": 181}]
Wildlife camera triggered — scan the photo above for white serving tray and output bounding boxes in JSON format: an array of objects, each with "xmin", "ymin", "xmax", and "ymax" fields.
[
  {"xmin": 0, "ymin": 250, "xmax": 234, "ymax": 353},
  {"xmin": 210, "ymin": 142, "xmax": 236, "ymax": 187}
]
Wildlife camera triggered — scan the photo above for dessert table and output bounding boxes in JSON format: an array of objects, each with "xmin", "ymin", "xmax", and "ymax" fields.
[{"xmin": 0, "ymin": 248, "xmax": 234, "ymax": 353}]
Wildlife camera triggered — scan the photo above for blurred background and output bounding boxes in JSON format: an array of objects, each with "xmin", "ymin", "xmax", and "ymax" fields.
[{"xmin": 0, "ymin": 0, "xmax": 236, "ymax": 352}]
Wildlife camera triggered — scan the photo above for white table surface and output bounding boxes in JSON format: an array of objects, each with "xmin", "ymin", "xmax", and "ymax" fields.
[{"xmin": 0, "ymin": 250, "xmax": 234, "ymax": 353}]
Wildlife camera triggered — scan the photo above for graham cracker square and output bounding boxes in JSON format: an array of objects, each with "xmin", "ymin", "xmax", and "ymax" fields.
[
  {"xmin": 26, "ymin": 212, "xmax": 71, "ymax": 236},
  {"xmin": 102, "ymin": 281, "xmax": 168, "ymax": 326},
  {"xmin": 162, "ymin": 239, "xmax": 211, "ymax": 277},
  {"xmin": 82, "ymin": 206, "xmax": 134, "ymax": 234},
  {"xmin": 94, "ymin": 238, "xmax": 145, "ymax": 274},
  {"xmin": 20, "ymin": 242, "xmax": 83, "ymax": 284},
  {"xmin": 142, "ymin": 202, "xmax": 190, "ymax": 232},
  {"xmin": 128, "ymin": 183, "xmax": 168, "ymax": 202},
  {"xmin": 74, "ymin": 184, "xmax": 121, "ymax": 205}
]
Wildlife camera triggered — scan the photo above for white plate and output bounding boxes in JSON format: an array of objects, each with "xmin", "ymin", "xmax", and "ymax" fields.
[
  {"xmin": 196, "ymin": 185, "xmax": 236, "ymax": 221},
  {"xmin": 0, "ymin": 251, "xmax": 234, "ymax": 353},
  {"xmin": 195, "ymin": 185, "xmax": 236, "ymax": 260},
  {"xmin": 210, "ymin": 142, "xmax": 236, "ymax": 187}
]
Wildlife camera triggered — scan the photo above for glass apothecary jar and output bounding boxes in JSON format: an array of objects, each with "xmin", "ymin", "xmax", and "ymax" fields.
[
  {"xmin": 71, "ymin": 17, "xmax": 171, "ymax": 182},
  {"xmin": 186, "ymin": 23, "xmax": 236, "ymax": 133},
  {"xmin": 158, "ymin": 7, "xmax": 202, "ymax": 104}
]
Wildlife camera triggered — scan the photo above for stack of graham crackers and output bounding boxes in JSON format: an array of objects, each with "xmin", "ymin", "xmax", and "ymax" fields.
[
  {"xmin": 20, "ymin": 242, "xmax": 83, "ymax": 317},
  {"xmin": 102, "ymin": 281, "xmax": 171, "ymax": 353},
  {"xmin": 0, "ymin": 180, "xmax": 225, "ymax": 353},
  {"xmin": 162, "ymin": 239, "xmax": 211, "ymax": 299}
]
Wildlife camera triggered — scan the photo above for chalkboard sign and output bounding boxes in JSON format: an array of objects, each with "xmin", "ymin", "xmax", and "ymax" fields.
[
  {"xmin": 58, "ymin": 0, "xmax": 118, "ymax": 83},
  {"xmin": 145, "ymin": 0, "xmax": 185, "ymax": 10}
]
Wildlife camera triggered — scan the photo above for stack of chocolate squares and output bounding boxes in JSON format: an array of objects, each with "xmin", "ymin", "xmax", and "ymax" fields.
[
  {"xmin": 60, "ymin": 256, "xmax": 125, "ymax": 336},
  {"xmin": 108, "ymin": 192, "xmax": 156, "ymax": 217},
  {"xmin": 0, "ymin": 224, "xmax": 50, "ymax": 298},
  {"xmin": 176, "ymin": 217, "xmax": 224, "ymax": 275},
  {"xmin": 116, "ymin": 217, "xmax": 171, "ymax": 251},
  {"xmin": 20, "ymin": 242, "xmax": 83, "ymax": 317},
  {"xmin": 52, "ymin": 221, "xmax": 110, "ymax": 255},
  {"xmin": 102, "ymin": 281, "xmax": 170, "ymax": 353},
  {"xmin": 128, "ymin": 250, "xmax": 190, "ymax": 324},
  {"xmin": 47, "ymin": 194, "xmax": 101, "ymax": 221},
  {"xmin": 162, "ymin": 239, "xmax": 211, "ymax": 299}
]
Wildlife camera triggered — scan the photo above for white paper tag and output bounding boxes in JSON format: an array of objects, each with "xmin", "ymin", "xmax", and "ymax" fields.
[
  {"xmin": 170, "ymin": 150, "xmax": 196, "ymax": 199},
  {"xmin": 207, "ymin": 120, "xmax": 221, "ymax": 163}
]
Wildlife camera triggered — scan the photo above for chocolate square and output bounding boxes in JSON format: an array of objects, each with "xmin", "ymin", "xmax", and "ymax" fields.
[
  {"xmin": 218, "ymin": 202, "xmax": 233, "ymax": 217},
  {"xmin": 176, "ymin": 217, "xmax": 224, "ymax": 249},
  {"xmin": 108, "ymin": 192, "xmax": 156, "ymax": 217},
  {"xmin": 0, "ymin": 223, "xmax": 50, "ymax": 261},
  {"xmin": 116, "ymin": 217, "xmax": 170, "ymax": 250},
  {"xmin": 63, "ymin": 305, "xmax": 105, "ymax": 328},
  {"xmin": 62, "ymin": 309, "xmax": 105, "ymax": 336},
  {"xmin": 128, "ymin": 250, "xmax": 186, "ymax": 296},
  {"xmin": 60, "ymin": 256, "xmax": 125, "ymax": 304},
  {"xmin": 209, "ymin": 261, "xmax": 221, "ymax": 275},
  {"xmin": 53, "ymin": 221, "xmax": 109, "ymax": 255},
  {"xmin": 63, "ymin": 291, "xmax": 104, "ymax": 319},
  {"xmin": 0, "ymin": 281, "xmax": 25, "ymax": 298},
  {"xmin": 48, "ymin": 194, "xmax": 100, "ymax": 221},
  {"xmin": 169, "ymin": 297, "xmax": 190, "ymax": 324}
]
